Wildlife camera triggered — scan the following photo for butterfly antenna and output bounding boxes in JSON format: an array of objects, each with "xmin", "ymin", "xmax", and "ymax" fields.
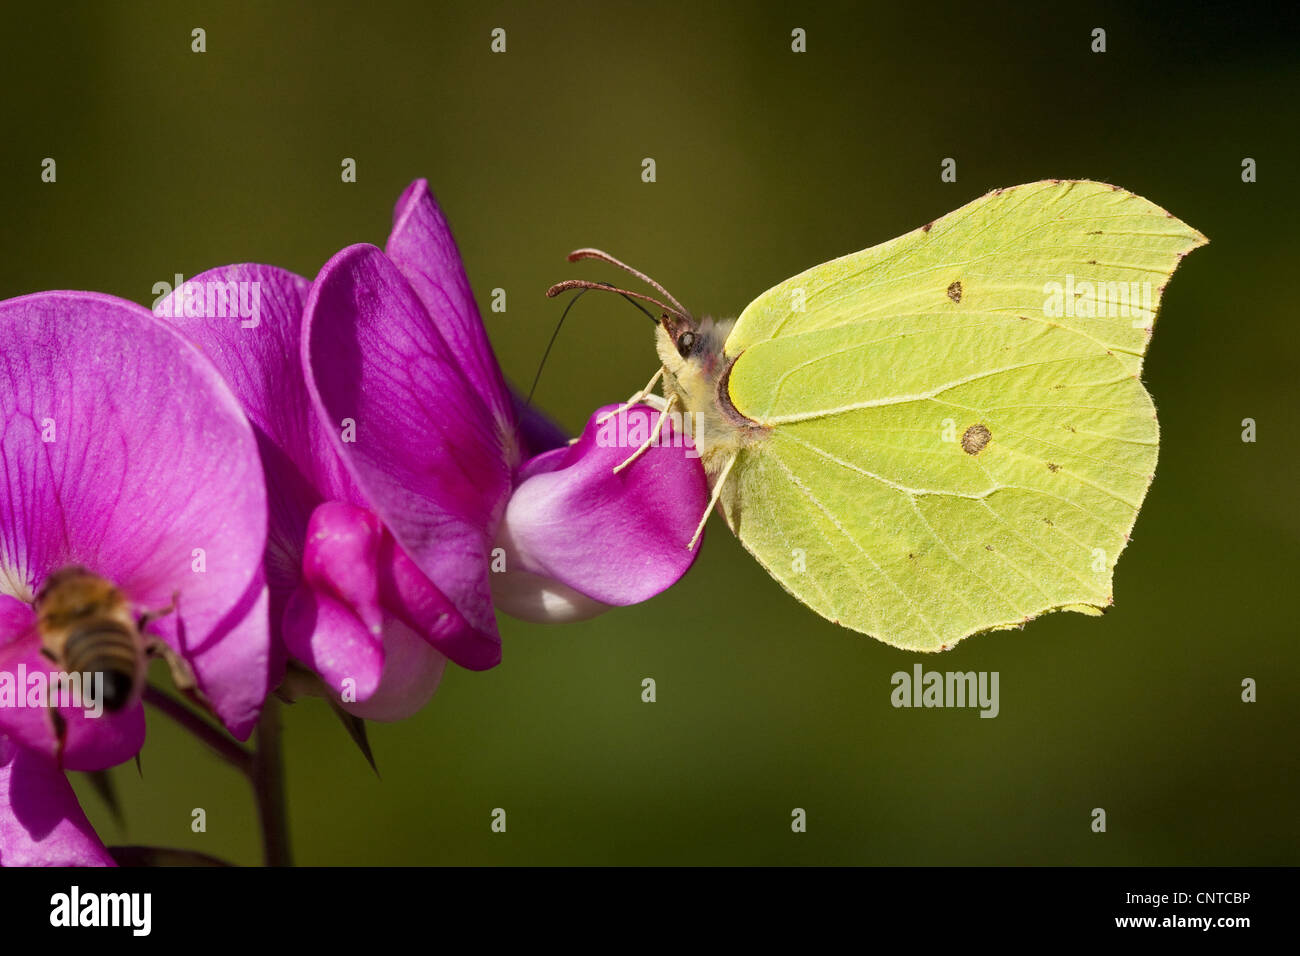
[
  {"xmin": 565, "ymin": 248, "xmax": 693, "ymax": 320},
  {"xmin": 527, "ymin": 286, "xmax": 659, "ymax": 405},
  {"xmin": 545, "ymin": 279, "xmax": 686, "ymax": 322}
]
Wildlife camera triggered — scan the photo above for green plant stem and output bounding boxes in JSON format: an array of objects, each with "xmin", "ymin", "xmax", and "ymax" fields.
[
  {"xmin": 143, "ymin": 684, "xmax": 292, "ymax": 867},
  {"xmin": 142, "ymin": 685, "xmax": 252, "ymax": 774},
  {"xmin": 108, "ymin": 845, "xmax": 234, "ymax": 866},
  {"xmin": 251, "ymin": 696, "xmax": 292, "ymax": 866}
]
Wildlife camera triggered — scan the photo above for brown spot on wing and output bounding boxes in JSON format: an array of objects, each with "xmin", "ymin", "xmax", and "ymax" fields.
[
  {"xmin": 946, "ymin": 280, "xmax": 963, "ymax": 303},
  {"xmin": 961, "ymin": 423, "xmax": 991, "ymax": 455}
]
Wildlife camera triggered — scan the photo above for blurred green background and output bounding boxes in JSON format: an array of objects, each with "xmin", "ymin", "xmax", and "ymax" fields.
[{"xmin": 2, "ymin": 0, "xmax": 1296, "ymax": 865}]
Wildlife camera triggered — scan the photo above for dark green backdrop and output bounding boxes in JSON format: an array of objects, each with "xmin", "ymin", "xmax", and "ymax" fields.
[{"xmin": 2, "ymin": 1, "xmax": 1296, "ymax": 864}]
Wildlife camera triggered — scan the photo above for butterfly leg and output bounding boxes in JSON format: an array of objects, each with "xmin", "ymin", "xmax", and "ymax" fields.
[
  {"xmin": 613, "ymin": 395, "xmax": 678, "ymax": 474},
  {"xmin": 570, "ymin": 390, "xmax": 668, "ymax": 447},
  {"xmin": 687, "ymin": 453, "xmax": 738, "ymax": 550},
  {"xmin": 596, "ymin": 367, "xmax": 665, "ymax": 425}
]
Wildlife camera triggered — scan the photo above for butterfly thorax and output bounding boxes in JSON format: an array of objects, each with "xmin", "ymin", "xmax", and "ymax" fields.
[{"xmin": 655, "ymin": 316, "xmax": 768, "ymax": 478}]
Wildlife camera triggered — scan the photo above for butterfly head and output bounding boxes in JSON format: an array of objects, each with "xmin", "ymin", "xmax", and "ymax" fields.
[
  {"xmin": 655, "ymin": 313, "xmax": 732, "ymax": 380},
  {"xmin": 544, "ymin": 249, "xmax": 749, "ymax": 453}
]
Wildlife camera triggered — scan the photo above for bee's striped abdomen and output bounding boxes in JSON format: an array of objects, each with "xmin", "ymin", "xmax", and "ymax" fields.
[{"xmin": 62, "ymin": 621, "xmax": 139, "ymax": 711}]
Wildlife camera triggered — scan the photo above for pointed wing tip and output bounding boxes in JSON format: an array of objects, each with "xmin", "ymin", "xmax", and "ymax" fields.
[
  {"xmin": 1009, "ymin": 180, "xmax": 1210, "ymax": 247},
  {"xmin": 1162, "ymin": 212, "xmax": 1210, "ymax": 253}
]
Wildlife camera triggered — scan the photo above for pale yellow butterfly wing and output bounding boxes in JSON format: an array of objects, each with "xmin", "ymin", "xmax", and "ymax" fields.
[{"xmin": 719, "ymin": 181, "xmax": 1206, "ymax": 650}]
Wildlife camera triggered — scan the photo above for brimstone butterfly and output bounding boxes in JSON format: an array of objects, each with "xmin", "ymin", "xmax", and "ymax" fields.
[{"xmin": 549, "ymin": 180, "xmax": 1206, "ymax": 651}]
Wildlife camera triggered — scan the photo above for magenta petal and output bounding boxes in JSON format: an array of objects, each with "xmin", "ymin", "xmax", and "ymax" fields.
[
  {"xmin": 282, "ymin": 585, "xmax": 383, "ymax": 701},
  {"xmin": 511, "ymin": 387, "xmax": 570, "ymax": 459},
  {"xmin": 0, "ymin": 595, "xmax": 31, "ymax": 644},
  {"xmin": 338, "ymin": 619, "xmax": 447, "ymax": 722},
  {"xmin": 55, "ymin": 701, "xmax": 146, "ymax": 773},
  {"xmin": 157, "ymin": 264, "xmax": 363, "ymax": 624},
  {"xmin": 281, "ymin": 586, "xmax": 446, "ymax": 721},
  {"xmin": 0, "ymin": 738, "xmax": 115, "ymax": 866},
  {"xmin": 292, "ymin": 501, "xmax": 455, "ymax": 718},
  {"xmin": 0, "ymin": 630, "xmax": 145, "ymax": 771},
  {"xmin": 0, "ymin": 291, "xmax": 271, "ymax": 740},
  {"xmin": 386, "ymin": 179, "xmax": 516, "ymax": 434},
  {"xmin": 377, "ymin": 533, "xmax": 499, "ymax": 669},
  {"xmin": 0, "ymin": 503, "xmax": 144, "ymax": 771},
  {"xmin": 495, "ymin": 405, "xmax": 708, "ymax": 616},
  {"xmin": 301, "ymin": 502, "xmax": 384, "ymax": 637},
  {"xmin": 302, "ymin": 244, "xmax": 508, "ymax": 668},
  {"xmin": 172, "ymin": 576, "xmax": 270, "ymax": 742},
  {"xmin": 490, "ymin": 567, "xmax": 611, "ymax": 623}
]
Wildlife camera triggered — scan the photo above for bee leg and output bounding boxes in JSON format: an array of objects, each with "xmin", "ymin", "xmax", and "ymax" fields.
[
  {"xmin": 50, "ymin": 708, "xmax": 67, "ymax": 770},
  {"xmin": 136, "ymin": 590, "xmax": 180, "ymax": 631},
  {"xmin": 39, "ymin": 646, "xmax": 57, "ymax": 662},
  {"xmin": 143, "ymin": 638, "xmax": 216, "ymax": 714},
  {"xmin": 144, "ymin": 638, "xmax": 198, "ymax": 694}
]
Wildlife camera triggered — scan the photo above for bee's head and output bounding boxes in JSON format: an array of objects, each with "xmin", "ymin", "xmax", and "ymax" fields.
[
  {"xmin": 35, "ymin": 565, "xmax": 95, "ymax": 605},
  {"xmin": 35, "ymin": 565, "xmax": 121, "ymax": 623}
]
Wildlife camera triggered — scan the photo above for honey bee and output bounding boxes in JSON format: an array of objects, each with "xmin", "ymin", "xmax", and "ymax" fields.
[
  {"xmin": 35, "ymin": 566, "xmax": 149, "ymax": 713},
  {"xmin": 34, "ymin": 564, "xmax": 193, "ymax": 743}
]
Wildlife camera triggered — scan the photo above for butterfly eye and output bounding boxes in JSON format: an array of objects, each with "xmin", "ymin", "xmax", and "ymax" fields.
[{"xmin": 676, "ymin": 331, "xmax": 697, "ymax": 358}]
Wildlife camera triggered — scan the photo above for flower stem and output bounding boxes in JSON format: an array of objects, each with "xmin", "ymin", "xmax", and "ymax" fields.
[
  {"xmin": 108, "ymin": 845, "xmax": 235, "ymax": 866},
  {"xmin": 143, "ymin": 684, "xmax": 293, "ymax": 866},
  {"xmin": 251, "ymin": 696, "xmax": 292, "ymax": 867},
  {"xmin": 142, "ymin": 685, "xmax": 253, "ymax": 774}
]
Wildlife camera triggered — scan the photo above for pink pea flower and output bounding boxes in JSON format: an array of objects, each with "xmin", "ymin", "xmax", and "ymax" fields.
[
  {"xmin": 0, "ymin": 291, "xmax": 271, "ymax": 865},
  {"xmin": 163, "ymin": 180, "xmax": 707, "ymax": 721}
]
